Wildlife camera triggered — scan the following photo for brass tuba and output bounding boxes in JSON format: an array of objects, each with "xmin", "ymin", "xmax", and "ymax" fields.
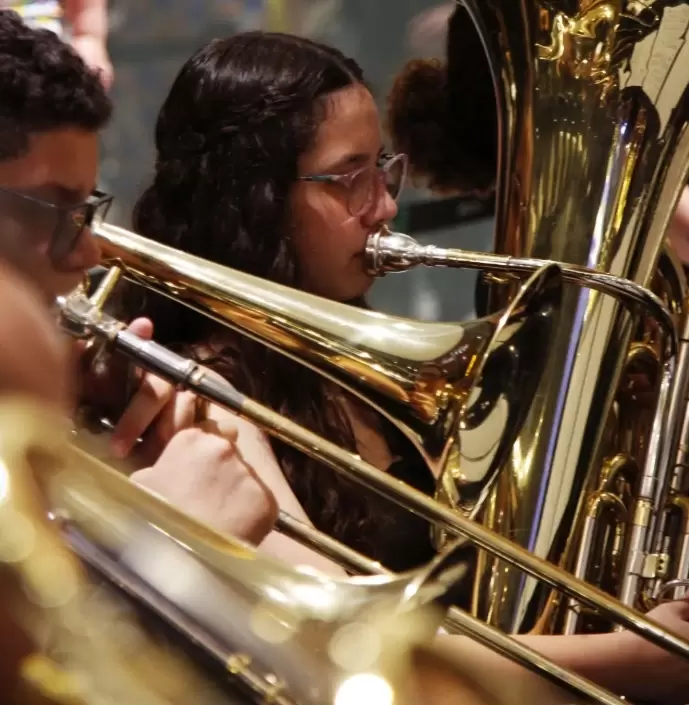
[{"xmin": 371, "ymin": 0, "xmax": 689, "ymax": 634}]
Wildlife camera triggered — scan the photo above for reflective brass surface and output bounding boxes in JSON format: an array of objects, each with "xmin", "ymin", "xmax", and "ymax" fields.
[
  {"xmin": 459, "ymin": 0, "xmax": 689, "ymax": 633},
  {"xmin": 91, "ymin": 222, "xmax": 562, "ymax": 518},
  {"xmin": 1, "ymin": 396, "xmax": 521, "ymax": 705}
]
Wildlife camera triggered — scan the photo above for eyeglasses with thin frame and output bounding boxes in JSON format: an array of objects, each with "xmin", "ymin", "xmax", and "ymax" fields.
[
  {"xmin": 0, "ymin": 187, "xmax": 113, "ymax": 264},
  {"xmin": 299, "ymin": 152, "xmax": 408, "ymax": 217}
]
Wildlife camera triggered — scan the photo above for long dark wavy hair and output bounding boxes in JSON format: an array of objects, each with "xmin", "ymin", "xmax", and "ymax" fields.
[{"xmin": 124, "ymin": 32, "xmax": 412, "ymax": 560}]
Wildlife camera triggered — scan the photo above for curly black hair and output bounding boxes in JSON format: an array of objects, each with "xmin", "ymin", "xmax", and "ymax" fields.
[
  {"xmin": 0, "ymin": 10, "xmax": 112, "ymax": 160},
  {"xmin": 387, "ymin": 5, "xmax": 497, "ymax": 194}
]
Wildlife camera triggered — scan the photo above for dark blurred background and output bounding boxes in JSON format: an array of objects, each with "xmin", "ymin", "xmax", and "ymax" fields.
[{"xmin": 102, "ymin": 0, "xmax": 494, "ymax": 321}]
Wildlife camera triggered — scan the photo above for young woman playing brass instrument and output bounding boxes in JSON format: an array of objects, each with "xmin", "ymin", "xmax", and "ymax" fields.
[{"xmin": 88, "ymin": 24, "xmax": 689, "ymax": 702}]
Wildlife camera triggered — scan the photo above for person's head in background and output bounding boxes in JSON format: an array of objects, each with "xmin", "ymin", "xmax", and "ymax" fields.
[
  {"xmin": 0, "ymin": 10, "xmax": 112, "ymax": 301},
  {"xmin": 128, "ymin": 31, "xmax": 406, "ymax": 553},
  {"xmin": 133, "ymin": 31, "xmax": 405, "ymax": 307},
  {"xmin": 389, "ymin": 3, "xmax": 689, "ymax": 266},
  {"xmin": 388, "ymin": 3, "xmax": 496, "ymax": 199}
]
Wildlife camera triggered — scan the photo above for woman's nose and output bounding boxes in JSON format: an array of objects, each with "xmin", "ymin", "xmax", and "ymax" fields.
[{"xmin": 362, "ymin": 183, "xmax": 399, "ymax": 228}]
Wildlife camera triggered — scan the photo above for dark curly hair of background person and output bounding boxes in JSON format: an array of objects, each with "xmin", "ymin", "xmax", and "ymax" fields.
[
  {"xmin": 387, "ymin": 4, "xmax": 497, "ymax": 195},
  {"xmin": 0, "ymin": 10, "xmax": 112, "ymax": 160}
]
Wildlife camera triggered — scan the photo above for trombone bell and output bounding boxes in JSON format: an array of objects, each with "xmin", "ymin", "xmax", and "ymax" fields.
[{"xmin": 91, "ymin": 222, "xmax": 563, "ymax": 521}]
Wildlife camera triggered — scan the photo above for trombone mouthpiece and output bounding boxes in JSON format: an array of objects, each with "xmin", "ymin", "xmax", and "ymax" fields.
[{"xmin": 364, "ymin": 227, "xmax": 426, "ymax": 276}]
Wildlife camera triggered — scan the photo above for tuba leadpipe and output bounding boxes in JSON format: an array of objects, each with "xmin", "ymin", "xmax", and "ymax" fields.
[
  {"xmin": 365, "ymin": 228, "xmax": 677, "ymax": 346},
  {"xmin": 56, "ymin": 246, "xmax": 689, "ymax": 662}
]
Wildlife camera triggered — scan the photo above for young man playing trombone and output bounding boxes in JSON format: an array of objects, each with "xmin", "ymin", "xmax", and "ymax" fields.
[{"xmin": 0, "ymin": 8, "xmax": 279, "ymax": 547}]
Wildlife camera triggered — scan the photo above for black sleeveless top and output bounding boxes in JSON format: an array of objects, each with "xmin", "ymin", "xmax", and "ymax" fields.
[
  {"xmin": 367, "ymin": 448, "xmax": 439, "ymax": 572},
  {"xmin": 336, "ymin": 428, "xmax": 474, "ymax": 609}
]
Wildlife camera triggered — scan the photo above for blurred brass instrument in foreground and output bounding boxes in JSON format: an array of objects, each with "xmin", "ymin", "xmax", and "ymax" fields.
[
  {"xmin": 2, "ymin": 396, "xmax": 550, "ymax": 705},
  {"xmin": 366, "ymin": 0, "xmax": 689, "ymax": 635}
]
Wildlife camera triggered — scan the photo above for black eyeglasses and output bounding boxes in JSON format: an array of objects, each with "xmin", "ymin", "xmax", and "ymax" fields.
[
  {"xmin": 299, "ymin": 153, "xmax": 408, "ymax": 217},
  {"xmin": 0, "ymin": 187, "xmax": 113, "ymax": 263}
]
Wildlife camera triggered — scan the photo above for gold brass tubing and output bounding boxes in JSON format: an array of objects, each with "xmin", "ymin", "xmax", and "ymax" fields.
[
  {"xmin": 56, "ymin": 291, "xmax": 689, "ymax": 662},
  {"xmin": 89, "ymin": 266, "xmax": 123, "ymax": 311},
  {"xmin": 366, "ymin": 229, "xmax": 677, "ymax": 356},
  {"xmin": 275, "ymin": 510, "xmax": 387, "ymax": 575}
]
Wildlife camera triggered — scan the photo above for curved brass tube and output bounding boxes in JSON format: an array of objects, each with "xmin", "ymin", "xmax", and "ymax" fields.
[{"xmin": 365, "ymin": 228, "xmax": 677, "ymax": 353}]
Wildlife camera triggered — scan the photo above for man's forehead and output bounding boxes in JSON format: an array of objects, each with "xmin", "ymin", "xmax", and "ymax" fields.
[{"xmin": 0, "ymin": 129, "xmax": 99, "ymax": 204}]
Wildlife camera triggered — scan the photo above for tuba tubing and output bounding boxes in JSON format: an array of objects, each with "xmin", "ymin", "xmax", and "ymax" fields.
[
  {"xmin": 56, "ymin": 271, "xmax": 689, "ymax": 663},
  {"xmin": 365, "ymin": 227, "xmax": 689, "ymax": 612}
]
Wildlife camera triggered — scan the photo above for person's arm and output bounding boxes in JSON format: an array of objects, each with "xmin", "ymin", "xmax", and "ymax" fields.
[
  {"xmin": 62, "ymin": 0, "xmax": 113, "ymax": 88},
  {"xmin": 436, "ymin": 632, "xmax": 632, "ymax": 700},
  {"xmin": 438, "ymin": 609, "xmax": 689, "ymax": 705},
  {"xmin": 98, "ymin": 356, "xmax": 350, "ymax": 578},
  {"xmin": 63, "ymin": 0, "xmax": 107, "ymax": 40},
  {"xmin": 111, "ymin": 384, "xmax": 349, "ymax": 578},
  {"xmin": 203, "ymin": 403, "xmax": 350, "ymax": 578},
  {"xmin": 131, "ymin": 422, "xmax": 279, "ymax": 546},
  {"xmin": 667, "ymin": 185, "xmax": 689, "ymax": 263}
]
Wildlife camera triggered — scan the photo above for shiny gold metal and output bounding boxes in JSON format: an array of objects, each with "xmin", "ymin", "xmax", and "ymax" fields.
[
  {"xmin": 89, "ymin": 221, "xmax": 564, "ymax": 522},
  {"xmin": 0, "ymin": 397, "xmax": 239, "ymax": 705},
  {"xmin": 370, "ymin": 0, "xmax": 689, "ymax": 635},
  {"xmin": 54, "ymin": 235, "xmax": 689, "ymax": 664},
  {"xmin": 365, "ymin": 228, "xmax": 689, "ymax": 629},
  {"xmin": 0, "ymin": 397, "xmax": 616, "ymax": 705}
]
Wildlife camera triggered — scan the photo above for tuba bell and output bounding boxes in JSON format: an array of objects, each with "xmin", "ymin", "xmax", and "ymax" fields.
[{"xmin": 372, "ymin": 0, "xmax": 689, "ymax": 635}]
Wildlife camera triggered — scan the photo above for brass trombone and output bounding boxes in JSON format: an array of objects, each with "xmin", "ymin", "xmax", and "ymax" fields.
[{"xmin": 56, "ymin": 222, "xmax": 689, "ymax": 671}]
